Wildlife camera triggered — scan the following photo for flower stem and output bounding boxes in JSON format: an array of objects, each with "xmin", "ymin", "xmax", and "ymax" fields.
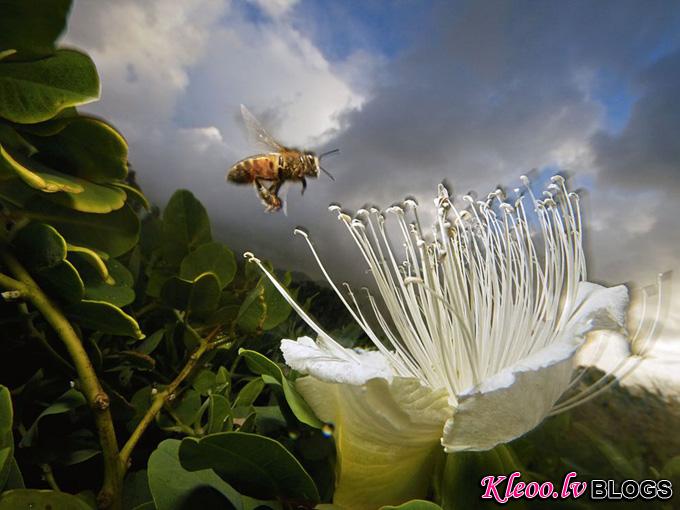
[{"xmin": 0, "ymin": 251, "xmax": 123, "ymax": 510}]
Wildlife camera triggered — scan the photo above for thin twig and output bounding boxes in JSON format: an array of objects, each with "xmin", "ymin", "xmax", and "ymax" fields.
[{"xmin": 118, "ymin": 325, "xmax": 222, "ymax": 469}]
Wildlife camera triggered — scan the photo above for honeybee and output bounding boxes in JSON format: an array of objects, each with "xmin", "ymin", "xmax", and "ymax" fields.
[{"xmin": 227, "ymin": 105, "xmax": 338, "ymax": 212}]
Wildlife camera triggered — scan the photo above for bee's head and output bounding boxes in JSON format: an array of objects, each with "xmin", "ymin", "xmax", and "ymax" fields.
[
  {"xmin": 303, "ymin": 152, "xmax": 320, "ymax": 177},
  {"xmin": 313, "ymin": 149, "xmax": 339, "ymax": 181}
]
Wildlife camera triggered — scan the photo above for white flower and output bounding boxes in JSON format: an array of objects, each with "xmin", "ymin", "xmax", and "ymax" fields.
[{"xmin": 246, "ymin": 175, "xmax": 660, "ymax": 510}]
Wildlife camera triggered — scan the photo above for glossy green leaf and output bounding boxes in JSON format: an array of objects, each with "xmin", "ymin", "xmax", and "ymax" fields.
[
  {"xmin": 46, "ymin": 179, "xmax": 127, "ymax": 213},
  {"xmin": 0, "ymin": 489, "xmax": 93, "ymax": 510},
  {"xmin": 0, "ymin": 123, "xmax": 37, "ymax": 155},
  {"xmin": 27, "ymin": 116, "xmax": 128, "ymax": 182},
  {"xmin": 65, "ymin": 299, "xmax": 144, "ymax": 339},
  {"xmin": 80, "ymin": 258, "xmax": 135, "ymax": 307},
  {"xmin": 0, "ymin": 143, "xmax": 83, "ymax": 193},
  {"xmin": 161, "ymin": 272, "xmax": 221, "ymax": 312},
  {"xmin": 0, "ymin": 0, "xmax": 72, "ymax": 59},
  {"xmin": 148, "ymin": 439, "xmax": 271, "ymax": 510},
  {"xmin": 24, "ymin": 199, "xmax": 139, "ymax": 257},
  {"xmin": 180, "ymin": 242, "xmax": 236, "ymax": 289},
  {"xmin": 114, "ymin": 182, "xmax": 149, "ymax": 210},
  {"xmin": 179, "ymin": 432, "xmax": 319, "ymax": 504},
  {"xmin": 239, "ymin": 349, "xmax": 322, "ymax": 428},
  {"xmin": 35, "ymin": 259, "xmax": 84, "ymax": 303},
  {"xmin": 0, "ymin": 49, "xmax": 99, "ymax": 123},
  {"xmin": 381, "ymin": 501, "xmax": 443, "ymax": 510},
  {"xmin": 67, "ymin": 244, "xmax": 109, "ymax": 280},
  {"xmin": 12, "ymin": 222, "xmax": 66, "ymax": 269},
  {"xmin": 161, "ymin": 190, "xmax": 211, "ymax": 265}
]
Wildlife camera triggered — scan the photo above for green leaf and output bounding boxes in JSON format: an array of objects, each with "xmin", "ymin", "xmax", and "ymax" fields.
[
  {"xmin": 161, "ymin": 272, "xmax": 221, "ymax": 313},
  {"xmin": 148, "ymin": 439, "xmax": 267, "ymax": 510},
  {"xmin": 35, "ymin": 258, "xmax": 84, "ymax": 303},
  {"xmin": 0, "ymin": 178, "xmax": 36, "ymax": 206},
  {"xmin": 239, "ymin": 349, "xmax": 322, "ymax": 428},
  {"xmin": 67, "ymin": 244, "xmax": 109, "ymax": 280},
  {"xmin": 3, "ymin": 459, "xmax": 24, "ymax": 490},
  {"xmin": 136, "ymin": 329, "xmax": 165, "ymax": 355},
  {"xmin": 161, "ymin": 190, "xmax": 211, "ymax": 265},
  {"xmin": 436, "ymin": 447, "xmax": 524, "ymax": 510},
  {"xmin": 661, "ymin": 455, "xmax": 680, "ymax": 482},
  {"xmin": 114, "ymin": 182, "xmax": 149, "ymax": 210},
  {"xmin": 0, "ymin": 386, "xmax": 14, "ymax": 492},
  {"xmin": 0, "ymin": 489, "xmax": 93, "ymax": 510},
  {"xmin": 79, "ymin": 257, "xmax": 135, "ymax": 307},
  {"xmin": 65, "ymin": 299, "xmax": 144, "ymax": 339},
  {"xmin": 180, "ymin": 242, "xmax": 236, "ymax": 289},
  {"xmin": 24, "ymin": 199, "xmax": 139, "ymax": 257},
  {"xmin": 0, "ymin": 49, "xmax": 99, "ymax": 123},
  {"xmin": 20, "ymin": 389, "xmax": 86, "ymax": 448},
  {"xmin": 0, "ymin": 143, "xmax": 84, "ymax": 193},
  {"xmin": 381, "ymin": 501, "xmax": 443, "ymax": 510},
  {"xmin": 122, "ymin": 470, "xmax": 152, "ymax": 510},
  {"xmin": 158, "ymin": 390, "xmax": 202, "ymax": 433},
  {"xmin": 12, "ymin": 222, "xmax": 66, "ymax": 269},
  {"xmin": 27, "ymin": 116, "xmax": 128, "ymax": 182},
  {"xmin": 0, "ymin": 50, "xmax": 16, "ymax": 62},
  {"xmin": 192, "ymin": 370, "xmax": 216, "ymax": 395},
  {"xmin": 207, "ymin": 394, "xmax": 232, "ymax": 434},
  {"xmin": 233, "ymin": 378, "xmax": 265, "ymax": 409},
  {"xmin": 0, "ymin": 0, "xmax": 72, "ymax": 60},
  {"xmin": 179, "ymin": 432, "xmax": 319, "ymax": 504},
  {"xmin": 237, "ymin": 272, "xmax": 293, "ymax": 332},
  {"xmin": 46, "ymin": 179, "xmax": 127, "ymax": 213},
  {"xmin": 575, "ymin": 423, "xmax": 640, "ymax": 479},
  {"xmin": 0, "ymin": 123, "xmax": 37, "ymax": 155}
]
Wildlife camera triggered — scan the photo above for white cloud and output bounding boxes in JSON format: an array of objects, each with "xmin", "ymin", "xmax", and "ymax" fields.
[
  {"xmin": 247, "ymin": 0, "xmax": 299, "ymax": 19},
  {"xmin": 62, "ymin": 0, "xmax": 367, "ymax": 226}
]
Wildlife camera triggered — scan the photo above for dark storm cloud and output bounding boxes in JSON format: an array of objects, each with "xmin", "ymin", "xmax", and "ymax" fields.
[
  {"xmin": 325, "ymin": 0, "xmax": 680, "ymax": 204},
  {"xmin": 64, "ymin": 0, "xmax": 680, "ymax": 307},
  {"xmin": 593, "ymin": 50, "xmax": 680, "ymax": 192}
]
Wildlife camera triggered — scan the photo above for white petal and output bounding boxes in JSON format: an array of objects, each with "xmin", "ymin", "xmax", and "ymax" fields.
[
  {"xmin": 281, "ymin": 336, "xmax": 395, "ymax": 385},
  {"xmin": 565, "ymin": 282, "xmax": 629, "ymax": 337},
  {"xmin": 296, "ymin": 375, "xmax": 452, "ymax": 510},
  {"xmin": 441, "ymin": 282, "xmax": 629, "ymax": 453},
  {"xmin": 441, "ymin": 338, "xmax": 577, "ymax": 452}
]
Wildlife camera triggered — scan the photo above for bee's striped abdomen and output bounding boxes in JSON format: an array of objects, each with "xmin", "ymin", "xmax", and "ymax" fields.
[{"xmin": 227, "ymin": 155, "xmax": 279, "ymax": 183}]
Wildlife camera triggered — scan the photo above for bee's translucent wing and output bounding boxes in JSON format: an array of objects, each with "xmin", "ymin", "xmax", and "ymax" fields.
[{"xmin": 240, "ymin": 104, "xmax": 287, "ymax": 152}]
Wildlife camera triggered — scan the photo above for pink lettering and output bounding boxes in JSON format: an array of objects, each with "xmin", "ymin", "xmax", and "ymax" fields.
[
  {"xmin": 525, "ymin": 481, "xmax": 539, "ymax": 498},
  {"xmin": 480, "ymin": 475, "xmax": 508, "ymax": 503}
]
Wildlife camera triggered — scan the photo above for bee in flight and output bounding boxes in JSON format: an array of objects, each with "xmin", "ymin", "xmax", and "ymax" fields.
[{"xmin": 227, "ymin": 105, "xmax": 338, "ymax": 212}]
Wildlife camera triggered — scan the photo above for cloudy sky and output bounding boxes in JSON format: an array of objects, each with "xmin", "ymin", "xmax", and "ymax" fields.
[{"xmin": 63, "ymin": 0, "xmax": 680, "ymax": 341}]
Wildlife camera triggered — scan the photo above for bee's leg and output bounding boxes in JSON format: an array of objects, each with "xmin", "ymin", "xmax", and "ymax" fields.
[
  {"xmin": 300, "ymin": 177, "xmax": 307, "ymax": 195},
  {"xmin": 267, "ymin": 181, "xmax": 283, "ymax": 212}
]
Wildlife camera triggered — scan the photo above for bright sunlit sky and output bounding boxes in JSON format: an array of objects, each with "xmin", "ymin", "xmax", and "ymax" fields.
[{"xmin": 63, "ymin": 0, "xmax": 680, "ymax": 343}]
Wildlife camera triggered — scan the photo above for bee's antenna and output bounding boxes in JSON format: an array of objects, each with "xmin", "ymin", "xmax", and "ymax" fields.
[
  {"xmin": 319, "ymin": 148, "xmax": 340, "ymax": 160},
  {"xmin": 320, "ymin": 166, "xmax": 335, "ymax": 181}
]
